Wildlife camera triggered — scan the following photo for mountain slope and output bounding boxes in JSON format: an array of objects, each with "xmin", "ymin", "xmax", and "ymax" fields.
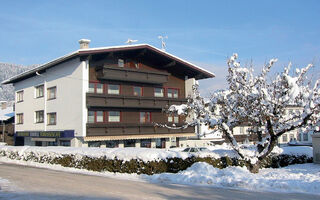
[{"xmin": 0, "ymin": 63, "xmax": 36, "ymax": 101}]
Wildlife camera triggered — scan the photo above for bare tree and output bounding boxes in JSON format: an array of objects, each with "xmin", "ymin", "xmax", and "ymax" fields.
[{"xmin": 165, "ymin": 54, "xmax": 320, "ymax": 173}]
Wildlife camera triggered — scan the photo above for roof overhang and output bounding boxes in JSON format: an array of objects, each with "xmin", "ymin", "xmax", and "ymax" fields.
[{"xmin": 2, "ymin": 44, "xmax": 214, "ymax": 84}]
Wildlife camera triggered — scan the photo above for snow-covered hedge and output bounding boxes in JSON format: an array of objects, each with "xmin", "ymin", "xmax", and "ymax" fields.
[{"xmin": 0, "ymin": 145, "xmax": 312, "ymax": 174}]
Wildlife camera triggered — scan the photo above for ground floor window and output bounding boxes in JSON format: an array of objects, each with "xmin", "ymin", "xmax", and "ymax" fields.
[
  {"xmin": 48, "ymin": 141, "xmax": 58, "ymax": 146},
  {"xmin": 88, "ymin": 141, "xmax": 101, "ymax": 147},
  {"xmin": 155, "ymin": 138, "xmax": 166, "ymax": 148},
  {"xmin": 140, "ymin": 139, "xmax": 151, "ymax": 148},
  {"xmin": 124, "ymin": 139, "xmax": 135, "ymax": 147},
  {"xmin": 106, "ymin": 141, "xmax": 119, "ymax": 148},
  {"xmin": 60, "ymin": 140, "xmax": 71, "ymax": 146}
]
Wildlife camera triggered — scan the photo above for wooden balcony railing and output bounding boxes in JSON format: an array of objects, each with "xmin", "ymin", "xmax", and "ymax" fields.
[
  {"xmin": 86, "ymin": 123, "xmax": 195, "ymax": 137},
  {"xmin": 96, "ymin": 66, "xmax": 169, "ymax": 84},
  {"xmin": 87, "ymin": 93, "xmax": 187, "ymax": 109}
]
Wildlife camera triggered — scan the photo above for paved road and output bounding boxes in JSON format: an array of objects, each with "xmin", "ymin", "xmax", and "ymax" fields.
[{"xmin": 0, "ymin": 162, "xmax": 319, "ymax": 200}]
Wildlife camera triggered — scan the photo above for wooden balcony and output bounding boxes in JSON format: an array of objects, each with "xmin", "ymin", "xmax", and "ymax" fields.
[
  {"xmin": 87, "ymin": 93, "xmax": 187, "ymax": 109},
  {"xmin": 96, "ymin": 66, "xmax": 169, "ymax": 84},
  {"xmin": 86, "ymin": 123, "xmax": 195, "ymax": 137}
]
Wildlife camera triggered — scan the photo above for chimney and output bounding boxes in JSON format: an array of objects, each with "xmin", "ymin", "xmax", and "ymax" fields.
[
  {"xmin": 78, "ymin": 39, "xmax": 91, "ymax": 49},
  {"xmin": 1, "ymin": 102, "xmax": 7, "ymax": 110}
]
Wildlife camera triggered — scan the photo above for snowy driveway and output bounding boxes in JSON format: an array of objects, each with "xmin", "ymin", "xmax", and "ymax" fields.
[{"xmin": 0, "ymin": 162, "xmax": 319, "ymax": 200}]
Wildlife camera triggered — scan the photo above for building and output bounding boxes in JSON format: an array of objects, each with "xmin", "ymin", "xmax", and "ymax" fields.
[
  {"xmin": 2, "ymin": 39, "xmax": 214, "ymax": 147},
  {"xmin": 0, "ymin": 101, "xmax": 15, "ymax": 145},
  {"xmin": 230, "ymin": 106, "xmax": 313, "ymax": 146}
]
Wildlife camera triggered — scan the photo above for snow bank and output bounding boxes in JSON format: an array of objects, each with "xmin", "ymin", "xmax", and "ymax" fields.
[
  {"xmin": 144, "ymin": 162, "xmax": 320, "ymax": 195},
  {"xmin": 0, "ymin": 144, "xmax": 312, "ymax": 163},
  {"xmin": 281, "ymin": 146, "xmax": 313, "ymax": 157},
  {"xmin": 0, "ymin": 145, "xmax": 191, "ymax": 162}
]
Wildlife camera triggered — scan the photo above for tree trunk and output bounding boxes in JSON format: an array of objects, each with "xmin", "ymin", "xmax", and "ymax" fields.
[{"xmin": 246, "ymin": 160, "xmax": 261, "ymax": 173}]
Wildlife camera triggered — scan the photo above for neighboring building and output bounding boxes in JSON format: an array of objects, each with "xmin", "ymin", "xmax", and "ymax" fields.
[
  {"xmin": 312, "ymin": 123, "xmax": 320, "ymax": 164},
  {"xmin": 229, "ymin": 106, "xmax": 312, "ymax": 145},
  {"xmin": 2, "ymin": 40, "xmax": 214, "ymax": 147},
  {"xmin": 0, "ymin": 101, "xmax": 15, "ymax": 145}
]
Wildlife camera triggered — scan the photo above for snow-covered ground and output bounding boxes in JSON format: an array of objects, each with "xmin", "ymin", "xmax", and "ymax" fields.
[
  {"xmin": 0, "ymin": 144, "xmax": 318, "ymax": 195},
  {"xmin": 144, "ymin": 162, "xmax": 320, "ymax": 195}
]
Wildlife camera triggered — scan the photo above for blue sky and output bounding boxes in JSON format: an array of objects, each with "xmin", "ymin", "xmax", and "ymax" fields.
[{"xmin": 1, "ymin": 0, "xmax": 319, "ymax": 94}]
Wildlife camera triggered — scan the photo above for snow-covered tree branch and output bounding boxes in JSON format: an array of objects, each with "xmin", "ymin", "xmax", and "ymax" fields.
[{"xmin": 165, "ymin": 53, "xmax": 320, "ymax": 173}]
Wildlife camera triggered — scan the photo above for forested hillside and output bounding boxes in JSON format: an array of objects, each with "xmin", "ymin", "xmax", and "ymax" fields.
[{"xmin": 0, "ymin": 63, "xmax": 36, "ymax": 101}]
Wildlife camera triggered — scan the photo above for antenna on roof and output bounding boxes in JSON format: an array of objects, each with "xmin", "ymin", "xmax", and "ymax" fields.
[
  {"xmin": 125, "ymin": 39, "xmax": 138, "ymax": 45},
  {"xmin": 158, "ymin": 35, "xmax": 168, "ymax": 51}
]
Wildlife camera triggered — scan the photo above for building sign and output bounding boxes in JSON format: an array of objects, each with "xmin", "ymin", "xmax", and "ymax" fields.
[
  {"xmin": 15, "ymin": 130, "xmax": 74, "ymax": 138},
  {"xmin": 39, "ymin": 132, "xmax": 61, "ymax": 137},
  {"xmin": 16, "ymin": 132, "xmax": 29, "ymax": 137}
]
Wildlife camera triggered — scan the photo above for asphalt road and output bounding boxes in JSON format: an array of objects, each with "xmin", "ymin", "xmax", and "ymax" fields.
[{"xmin": 0, "ymin": 162, "xmax": 319, "ymax": 200}]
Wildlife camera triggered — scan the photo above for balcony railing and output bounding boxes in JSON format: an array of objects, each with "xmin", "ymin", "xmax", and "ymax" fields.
[
  {"xmin": 96, "ymin": 66, "xmax": 169, "ymax": 84},
  {"xmin": 86, "ymin": 123, "xmax": 195, "ymax": 137},
  {"xmin": 87, "ymin": 93, "xmax": 187, "ymax": 109}
]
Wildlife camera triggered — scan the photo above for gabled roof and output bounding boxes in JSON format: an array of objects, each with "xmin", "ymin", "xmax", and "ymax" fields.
[{"xmin": 2, "ymin": 44, "xmax": 215, "ymax": 84}]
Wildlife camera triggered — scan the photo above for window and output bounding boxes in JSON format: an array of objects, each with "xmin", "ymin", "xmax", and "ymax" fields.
[
  {"xmin": 140, "ymin": 112, "xmax": 151, "ymax": 123},
  {"xmin": 141, "ymin": 139, "xmax": 151, "ymax": 148},
  {"xmin": 118, "ymin": 59, "xmax": 124, "ymax": 67},
  {"xmin": 167, "ymin": 88, "xmax": 178, "ymax": 98},
  {"xmin": 35, "ymin": 110, "xmax": 44, "ymax": 123},
  {"xmin": 108, "ymin": 84, "xmax": 120, "ymax": 95},
  {"xmin": 47, "ymin": 112, "xmax": 57, "ymax": 125},
  {"xmin": 282, "ymin": 134, "xmax": 288, "ymax": 142},
  {"xmin": 303, "ymin": 133, "xmax": 309, "ymax": 141},
  {"xmin": 60, "ymin": 140, "xmax": 70, "ymax": 146},
  {"xmin": 16, "ymin": 113, "xmax": 23, "ymax": 124},
  {"xmin": 168, "ymin": 114, "xmax": 179, "ymax": 123},
  {"xmin": 133, "ymin": 86, "xmax": 143, "ymax": 96},
  {"xmin": 35, "ymin": 85, "xmax": 44, "ymax": 98},
  {"xmin": 96, "ymin": 83, "xmax": 103, "ymax": 94},
  {"xmin": 47, "ymin": 87, "xmax": 56, "ymax": 100},
  {"xmin": 154, "ymin": 88, "xmax": 164, "ymax": 97},
  {"xmin": 88, "ymin": 111, "xmax": 95, "ymax": 123},
  {"xmin": 89, "ymin": 82, "xmax": 104, "ymax": 94},
  {"xmin": 89, "ymin": 83, "xmax": 95, "ymax": 93},
  {"xmin": 96, "ymin": 111, "xmax": 104, "ymax": 122},
  {"xmin": 108, "ymin": 111, "xmax": 120, "ymax": 122},
  {"xmin": 16, "ymin": 91, "xmax": 23, "ymax": 102}
]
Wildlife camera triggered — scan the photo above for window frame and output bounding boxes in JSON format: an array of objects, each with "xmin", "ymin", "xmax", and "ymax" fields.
[
  {"xmin": 168, "ymin": 114, "xmax": 179, "ymax": 124},
  {"xmin": 88, "ymin": 111, "xmax": 122, "ymax": 123},
  {"xmin": 16, "ymin": 113, "xmax": 23, "ymax": 124},
  {"xmin": 47, "ymin": 112, "xmax": 57, "ymax": 125},
  {"xmin": 154, "ymin": 88, "xmax": 164, "ymax": 98},
  {"xmin": 140, "ymin": 112, "xmax": 151, "ymax": 123},
  {"xmin": 35, "ymin": 110, "xmax": 44, "ymax": 123},
  {"xmin": 107, "ymin": 111, "xmax": 121, "ymax": 122},
  {"xmin": 133, "ymin": 86, "xmax": 143, "ymax": 96},
  {"xmin": 107, "ymin": 84, "xmax": 120, "ymax": 95},
  {"xmin": 35, "ymin": 84, "xmax": 44, "ymax": 98},
  {"xmin": 47, "ymin": 86, "xmax": 57, "ymax": 100},
  {"xmin": 16, "ymin": 90, "xmax": 24, "ymax": 103},
  {"xmin": 166, "ymin": 88, "xmax": 179, "ymax": 98}
]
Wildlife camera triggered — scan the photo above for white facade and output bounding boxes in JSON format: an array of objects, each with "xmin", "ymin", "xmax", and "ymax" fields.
[{"xmin": 14, "ymin": 58, "xmax": 88, "ymax": 147}]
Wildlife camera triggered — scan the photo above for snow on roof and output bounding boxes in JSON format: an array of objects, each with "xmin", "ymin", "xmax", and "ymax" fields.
[
  {"xmin": 2, "ymin": 44, "xmax": 214, "ymax": 84},
  {"xmin": 0, "ymin": 106, "xmax": 14, "ymax": 121}
]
